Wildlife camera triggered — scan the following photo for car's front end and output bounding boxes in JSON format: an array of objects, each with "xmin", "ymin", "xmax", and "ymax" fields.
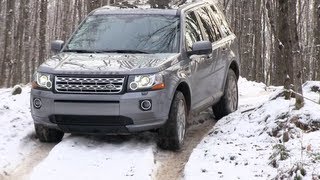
[
  {"xmin": 31, "ymin": 71, "xmax": 171, "ymax": 134},
  {"xmin": 31, "ymin": 9, "xmax": 181, "ymax": 135}
]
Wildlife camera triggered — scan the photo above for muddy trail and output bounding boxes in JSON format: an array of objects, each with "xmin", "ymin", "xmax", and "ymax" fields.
[{"xmin": 154, "ymin": 110, "xmax": 216, "ymax": 180}]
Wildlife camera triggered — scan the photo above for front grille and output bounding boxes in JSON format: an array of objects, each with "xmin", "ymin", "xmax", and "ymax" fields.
[{"xmin": 55, "ymin": 76, "xmax": 125, "ymax": 94}]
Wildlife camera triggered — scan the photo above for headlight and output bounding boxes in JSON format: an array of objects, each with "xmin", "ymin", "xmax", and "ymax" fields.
[
  {"xmin": 128, "ymin": 74, "xmax": 165, "ymax": 91},
  {"xmin": 32, "ymin": 72, "xmax": 53, "ymax": 90}
]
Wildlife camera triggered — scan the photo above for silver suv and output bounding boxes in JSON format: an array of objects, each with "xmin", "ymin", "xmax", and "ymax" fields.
[{"xmin": 31, "ymin": 1, "xmax": 239, "ymax": 150}]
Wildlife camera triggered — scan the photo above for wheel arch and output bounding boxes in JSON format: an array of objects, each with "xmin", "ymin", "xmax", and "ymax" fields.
[
  {"xmin": 221, "ymin": 60, "xmax": 240, "ymax": 95},
  {"xmin": 174, "ymin": 81, "xmax": 191, "ymax": 114},
  {"xmin": 229, "ymin": 60, "xmax": 240, "ymax": 80}
]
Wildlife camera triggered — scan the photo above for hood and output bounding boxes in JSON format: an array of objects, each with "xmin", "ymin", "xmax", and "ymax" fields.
[{"xmin": 38, "ymin": 53, "xmax": 180, "ymax": 75}]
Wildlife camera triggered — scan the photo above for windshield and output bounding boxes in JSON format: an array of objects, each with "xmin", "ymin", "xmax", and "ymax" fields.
[{"xmin": 65, "ymin": 14, "xmax": 180, "ymax": 54}]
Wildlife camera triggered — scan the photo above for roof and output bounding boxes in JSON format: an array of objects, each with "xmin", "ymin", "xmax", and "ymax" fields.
[
  {"xmin": 93, "ymin": 7, "xmax": 179, "ymax": 16},
  {"xmin": 91, "ymin": 0, "xmax": 216, "ymax": 16}
]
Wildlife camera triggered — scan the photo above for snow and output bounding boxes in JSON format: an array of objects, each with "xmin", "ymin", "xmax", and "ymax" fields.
[
  {"xmin": 0, "ymin": 86, "xmax": 36, "ymax": 175},
  {"xmin": 238, "ymin": 77, "xmax": 280, "ymax": 108},
  {"xmin": 184, "ymin": 78, "xmax": 320, "ymax": 179},
  {"xmin": 1, "ymin": 78, "xmax": 320, "ymax": 179},
  {"xmin": 0, "ymin": 86, "xmax": 156, "ymax": 180},
  {"xmin": 30, "ymin": 136, "xmax": 155, "ymax": 180}
]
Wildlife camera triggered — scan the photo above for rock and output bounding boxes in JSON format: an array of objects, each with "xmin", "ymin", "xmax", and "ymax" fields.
[
  {"xmin": 230, "ymin": 156, "xmax": 236, "ymax": 161},
  {"xmin": 282, "ymin": 131, "xmax": 290, "ymax": 143},
  {"xmin": 11, "ymin": 85, "xmax": 22, "ymax": 95},
  {"xmin": 311, "ymin": 85, "xmax": 320, "ymax": 92}
]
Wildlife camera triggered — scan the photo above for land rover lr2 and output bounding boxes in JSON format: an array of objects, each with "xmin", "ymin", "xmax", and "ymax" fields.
[{"xmin": 31, "ymin": 1, "xmax": 239, "ymax": 150}]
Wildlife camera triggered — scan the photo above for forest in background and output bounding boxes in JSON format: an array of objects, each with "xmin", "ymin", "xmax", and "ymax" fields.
[{"xmin": 0, "ymin": 0, "xmax": 319, "ymax": 88}]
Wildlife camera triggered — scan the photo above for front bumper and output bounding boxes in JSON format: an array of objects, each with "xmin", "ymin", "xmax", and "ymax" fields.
[{"xmin": 31, "ymin": 89, "xmax": 171, "ymax": 134}]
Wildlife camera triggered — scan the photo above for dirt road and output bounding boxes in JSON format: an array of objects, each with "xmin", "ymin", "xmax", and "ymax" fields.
[{"xmin": 154, "ymin": 110, "xmax": 216, "ymax": 180}]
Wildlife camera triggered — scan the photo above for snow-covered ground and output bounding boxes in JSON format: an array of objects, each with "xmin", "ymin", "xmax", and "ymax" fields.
[
  {"xmin": 0, "ymin": 87, "xmax": 37, "ymax": 176},
  {"xmin": 0, "ymin": 87, "xmax": 156, "ymax": 180},
  {"xmin": 185, "ymin": 80, "xmax": 320, "ymax": 179},
  {"xmin": 1, "ymin": 78, "xmax": 319, "ymax": 180},
  {"xmin": 30, "ymin": 135, "xmax": 155, "ymax": 180}
]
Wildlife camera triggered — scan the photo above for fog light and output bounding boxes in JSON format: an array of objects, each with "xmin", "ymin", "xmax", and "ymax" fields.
[
  {"xmin": 33, "ymin": 98, "xmax": 42, "ymax": 109},
  {"xmin": 140, "ymin": 100, "xmax": 152, "ymax": 111}
]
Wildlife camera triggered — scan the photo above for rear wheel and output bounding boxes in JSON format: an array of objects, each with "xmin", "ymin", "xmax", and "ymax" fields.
[
  {"xmin": 34, "ymin": 124, "xmax": 64, "ymax": 143},
  {"xmin": 213, "ymin": 69, "xmax": 238, "ymax": 120},
  {"xmin": 157, "ymin": 91, "xmax": 187, "ymax": 151}
]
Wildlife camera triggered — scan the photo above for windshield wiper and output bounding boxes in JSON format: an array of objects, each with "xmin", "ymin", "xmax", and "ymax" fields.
[
  {"xmin": 63, "ymin": 49, "xmax": 99, "ymax": 53},
  {"xmin": 99, "ymin": 49, "xmax": 150, "ymax": 54}
]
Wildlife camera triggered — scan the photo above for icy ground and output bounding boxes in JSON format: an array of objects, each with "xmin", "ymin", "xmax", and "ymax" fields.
[
  {"xmin": 0, "ymin": 78, "xmax": 319, "ymax": 180},
  {"xmin": 185, "ymin": 81, "xmax": 320, "ymax": 179}
]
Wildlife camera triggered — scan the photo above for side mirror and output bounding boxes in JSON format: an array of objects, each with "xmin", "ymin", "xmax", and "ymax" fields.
[
  {"xmin": 51, "ymin": 40, "xmax": 64, "ymax": 53},
  {"xmin": 191, "ymin": 41, "xmax": 212, "ymax": 55}
]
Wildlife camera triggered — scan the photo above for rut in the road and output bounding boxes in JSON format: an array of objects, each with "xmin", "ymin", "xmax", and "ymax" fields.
[{"xmin": 154, "ymin": 110, "xmax": 216, "ymax": 180}]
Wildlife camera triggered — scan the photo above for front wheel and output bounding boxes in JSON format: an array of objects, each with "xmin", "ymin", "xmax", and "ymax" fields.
[
  {"xmin": 157, "ymin": 91, "xmax": 187, "ymax": 151},
  {"xmin": 35, "ymin": 124, "xmax": 64, "ymax": 143},
  {"xmin": 213, "ymin": 69, "xmax": 238, "ymax": 120}
]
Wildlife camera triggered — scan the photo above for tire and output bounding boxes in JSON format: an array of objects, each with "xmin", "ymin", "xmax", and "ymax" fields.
[
  {"xmin": 34, "ymin": 124, "xmax": 64, "ymax": 143},
  {"xmin": 157, "ymin": 91, "xmax": 187, "ymax": 151},
  {"xmin": 213, "ymin": 69, "xmax": 238, "ymax": 120}
]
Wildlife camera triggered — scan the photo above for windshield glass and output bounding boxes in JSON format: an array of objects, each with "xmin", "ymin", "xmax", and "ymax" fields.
[{"xmin": 65, "ymin": 14, "xmax": 180, "ymax": 54}]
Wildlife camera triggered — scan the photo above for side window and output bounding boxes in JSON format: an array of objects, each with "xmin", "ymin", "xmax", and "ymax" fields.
[
  {"xmin": 185, "ymin": 11, "xmax": 203, "ymax": 51},
  {"xmin": 196, "ymin": 7, "xmax": 222, "ymax": 42},
  {"xmin": 209, "ymin": 5, "xmax": 232, "ymax": 36}
]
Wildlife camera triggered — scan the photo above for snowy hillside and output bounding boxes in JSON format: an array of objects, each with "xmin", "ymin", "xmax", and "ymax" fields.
[{"xmin": 185, "ymin": 81, "xmax": 320, "ymax": 179}]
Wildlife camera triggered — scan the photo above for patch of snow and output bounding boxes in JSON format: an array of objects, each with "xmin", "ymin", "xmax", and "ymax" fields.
[{"xmin": 238, "ymin": 77, "xmax": 280, "ymax": 108}]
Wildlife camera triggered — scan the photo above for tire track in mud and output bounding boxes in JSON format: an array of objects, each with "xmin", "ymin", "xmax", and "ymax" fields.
[{"xmin": 154, "ymin": 110, "xmax": 216, "ymax": 180}]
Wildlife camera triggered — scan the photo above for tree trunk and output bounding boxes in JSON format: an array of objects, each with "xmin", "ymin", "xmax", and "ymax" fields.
[
  {"xmin": 30, "ymin": 0, "xmax": 39, "ymax": 78},
  {"xmin": 288, "ymin": 1, "xmax": 304, "ymax": 109},
  {"xmin": 253, "ymin": 0, "xmax": 263, "ymax": 82},
  {"xmin": 274, "ymin": 0, "xmax": 294, "ymax": 86},
  {"xmin": 315, "ymin": 0, "xmax": 320, "ymax": 80},
  {"xmin": 23, "ymin": 0, "xmax": 31, "ymax": 83},
  {"xmin": 13, "ymin": 0, "xmax": 27, "ymax": 85},
  {"xmin": 39, "ymin": 0, "xmax": 48, "ymax": 66},
  {"xmin": 62, "ymin": 1, "xmax": 71, "ymax": 41},
  {"xmin": 1, "ymin": 0, "xmax": 15, "ymax": 87}
]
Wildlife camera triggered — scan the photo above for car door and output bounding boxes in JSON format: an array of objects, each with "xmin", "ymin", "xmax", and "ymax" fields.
[
  {"xmin": 194, "ymin": 6, "xmax": 224, "ymax": 102},
  {"xmin": 208, "ymin": 4, "xmax": 237, "ymax": 93},
  {"xmin": 184, "ymin": 10, "xmax": 213, "ymax": 109}
]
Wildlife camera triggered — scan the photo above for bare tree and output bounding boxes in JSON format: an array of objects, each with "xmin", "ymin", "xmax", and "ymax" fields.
[
  {"xmin": 1, "ymin": 0, "xmax": 15, "ymax": 87},
  {"xmin": 39, "ymin": 0, "xmax": 48, "ymax": 66},
  {"xmin": 315, "ymin": 0, "xmax": 320, "ymax": 80}
]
